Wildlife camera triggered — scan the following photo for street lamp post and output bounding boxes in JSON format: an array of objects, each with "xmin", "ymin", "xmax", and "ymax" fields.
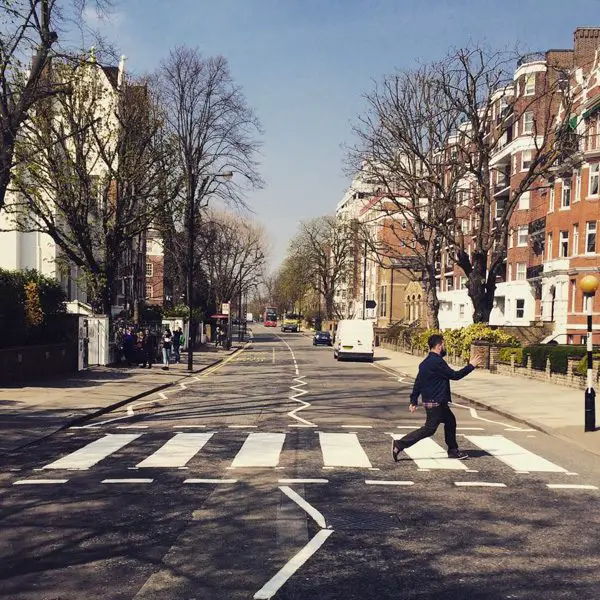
[
  {"xmin": 580, "ymin": 275, "xmax": 599, "ymax": 432},
  {"xmin": 186, "ymin": 171, "xmax": 233, "ymax": 371}
]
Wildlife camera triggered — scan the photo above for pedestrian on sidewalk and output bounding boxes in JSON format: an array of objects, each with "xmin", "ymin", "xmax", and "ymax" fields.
[
  {"xmin": 162, "ymin": 328, "xmax": 173, "ymax": 370},
  {"xmin": 140, "ymin": 329, "xmax": 157, "ymax": 369},
  {"xmin": 392, "ymin": 333, "xmax": 482, "ymax": 462},
  {"xmin": 172, "ymin": 328, "xmax": 183, "ymax": 363}
]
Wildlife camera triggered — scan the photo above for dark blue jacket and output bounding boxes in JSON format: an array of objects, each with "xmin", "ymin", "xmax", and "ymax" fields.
[{"xmin": 410, "ymin": 352, "xmax": 475, "ymax": 406}]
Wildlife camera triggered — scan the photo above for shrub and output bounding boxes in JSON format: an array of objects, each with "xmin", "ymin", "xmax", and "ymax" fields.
[
  {"xmin": 406, "ymin": 324, "xmax": 519, "ymax": 359},
  {"xmin": 576, "ymin": 353, "xmax": 600, "ymax": 377},
  {"xmin": 498, "ymin": 346, "xmax": 524, "ymax": 365},
  {"xmin": 523, "ymin": 344, "xmax": 587, "ymax": 374}
]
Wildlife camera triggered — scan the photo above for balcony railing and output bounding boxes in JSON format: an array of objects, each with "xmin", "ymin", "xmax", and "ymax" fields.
[
  {"xmin": 517, "ymin": 52, "xmax": 546, "ymax": 66},
  {"xmin": 526, "ymin": 265, "xmax": 543, "ymax": 280}
]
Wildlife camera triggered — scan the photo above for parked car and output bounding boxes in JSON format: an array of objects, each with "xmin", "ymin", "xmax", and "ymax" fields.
[{"xmin": 313, "ymin": 330, "xmax": 332, "ymax": 346}]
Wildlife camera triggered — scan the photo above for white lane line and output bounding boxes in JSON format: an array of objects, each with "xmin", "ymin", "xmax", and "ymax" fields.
[
  {"xmin": 391, "ymin": 434, "xmax": 468, "ymax": 470},
  {"xmin": 116, "ymin": 425, "xmax": 148, "ymax": 429},
  {"xmin": 465, "ymin": 435, "xmax": 567, "ymax": 473},
  {"xmin": 279, "ymin": 485, "xmax": 327, "ymax": 529},
  {"xmin": 341, "ymin": 425, "xmax": 372, "ymax": 429},
  {"xmin": 184, "ymin": 479, "xmax": 238, "ymax": 484},
  {"xmin": 13, "ymin": 479, "xmax": 68, "ymax": 485},
  {"xmin": 547, "ymin": 484, "xmax": 598, "ymax": 490},
  {"xmin": 319, "ymin": 432, "xmax": 372, "ymax": 468},
  {"xmin": 101, "ymin": 478, "xmax": 153, "ymax": 484},
  {"xmin": 288, "ymin": 424, "xmax": 318, "ymax": 428},
  {"xmin": 456, "ymin": 427, "xmax": 485, "ymax": 431},
  {"xmin": 365, "ymin": 480, "xmax": 414, "ymax": 486},
  {"xmin": 396, "ymin": 426, "xmax": 417, "ymax": 429},
  {"xmin": 278, "ymin": 479, "xmax": 328, "ymax": 484},
  {"xmin": 43, "ymin": 434, "xmax": 141, "ymax": 470},
  {"xmin": 172, "ymin": 425, "xmax": 206, "ymax": 428},
  {"xmin": 454, "ymin": 481, "xmax": 507, "ymax": 488},
  {"xmin": 231, "ymin": 432, "xmax": 286, "ymax": 468},
  {"xmin": 136, "ymin": 433, "xmax": 214, "ymax": 468},
  {"xmin": 505, "ymin": 428, "xmax": 535, "ymax": 432},
  {"xmin": 228, "ymin": 425, "xmax": 258, "ymax": 428},
  {"xmin": 253, "ymin": 529, "xmax": 333, "ymax": 599}
]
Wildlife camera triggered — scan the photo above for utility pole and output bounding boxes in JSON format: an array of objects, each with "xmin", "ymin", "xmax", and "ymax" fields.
[{"xmin": 362, "ymin": 239, "xmax": 367, "ymax": 320}]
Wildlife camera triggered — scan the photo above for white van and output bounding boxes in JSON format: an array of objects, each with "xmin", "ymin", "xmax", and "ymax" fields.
[{"xmin": 333, "ymin": 319, "xmax": 374, "ymax": 362}]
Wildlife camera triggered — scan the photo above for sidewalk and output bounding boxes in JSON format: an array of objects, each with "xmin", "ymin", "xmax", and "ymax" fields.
[
  {"xmin": 375, "ymin": 346, "xmax": 600, "ymax": 457},
  {"xmin": 0, "ymin": 345, "xmax": 240, "ymax": 456}
]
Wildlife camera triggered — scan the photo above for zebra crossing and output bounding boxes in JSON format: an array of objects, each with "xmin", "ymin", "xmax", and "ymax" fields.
[{"xmin": 22, "ymin": 430, "xmax": 577, "ymax": 479}]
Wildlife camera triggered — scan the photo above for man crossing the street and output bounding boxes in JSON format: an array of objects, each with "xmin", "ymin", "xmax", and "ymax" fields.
[{"xmin": 392, "ymin": 333, "xmax": 482, "ymax": 462}]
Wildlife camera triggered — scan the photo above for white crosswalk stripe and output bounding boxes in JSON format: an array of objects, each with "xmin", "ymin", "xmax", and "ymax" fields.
[
  {"xmin": 36, "ymin": 431, "xmax": 570, "ymax": 477},
  {"xmin": 465, "ymin": 435, "xmax": 567, "ymax": 473},
  {"xmin": 391, "ymin": 434, "xmax": 469, "ymax": 470},
  {"xmin": 230, "ymin": 432, "xmax": 286, "ymax": 467},
  {"xmin": 43, "ymin": 434, "xmax": 141, "ymax": 470},
  {"xmin": 319, "ymin": 432, "xmax": 372, "ymax": 468},
  {"xmin": 136, "ymin": 433, "xmax": 214, "ymax": 468}
]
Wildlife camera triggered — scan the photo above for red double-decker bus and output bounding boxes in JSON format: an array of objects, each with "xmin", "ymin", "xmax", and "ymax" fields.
[{"xmin": 263, "ymin": 307, "xmax": 277, "ymax": 327}]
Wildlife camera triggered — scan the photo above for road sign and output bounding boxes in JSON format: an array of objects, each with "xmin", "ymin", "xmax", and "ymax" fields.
[
  {"xmin": 221, "ymin": 303, "xmax": 230, "ymax": 316},
  {"xmin": 365, "ymin": 300, "xmax": 377, "ymax": 309}
]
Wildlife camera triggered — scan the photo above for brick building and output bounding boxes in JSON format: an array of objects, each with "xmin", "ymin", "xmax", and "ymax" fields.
[{"xmin": 145, "ymin": 228, "xmax": 164, "ymax": 306}]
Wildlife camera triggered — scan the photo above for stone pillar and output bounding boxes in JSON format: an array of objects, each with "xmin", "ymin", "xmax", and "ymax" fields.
[
  {"xmin": 470, "ymin": 343, "xmax": 490, "ymax": 369},
  {"xmin": 489, "ymin": 346, "xmax": 500, "ymax": 373},
  {"xmin": 526, "ymin": 354, "xmax": 532, "ymax": 374},
  {"xmin": 510, "ymin": 354, "xmax": 516, "ymax": 374},
  {"xmin": 545, "ymin": 357, "xmax": 552, "ymax": 380},
  {"xmin": 567, "ymin": 357, "xmax": 579, "ymax": 382}
]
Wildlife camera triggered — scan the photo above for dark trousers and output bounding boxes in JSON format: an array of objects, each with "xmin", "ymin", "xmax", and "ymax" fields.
[{"xmin": 398, "ymin": 404, "xmax": 458, "ymax": 451}]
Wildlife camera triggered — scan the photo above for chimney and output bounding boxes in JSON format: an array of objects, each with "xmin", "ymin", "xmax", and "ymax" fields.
[
  {"xmin": 574, "ymin": 27, "xmax": 600, "ymax": 71},
  {"xmin": 117, "ymin": 55, "xmax": 127, "ymax": 90}
]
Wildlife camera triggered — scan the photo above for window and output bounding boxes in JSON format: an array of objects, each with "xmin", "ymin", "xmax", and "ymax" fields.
[
  {"xmin": 561, "ymin": 180, "xmax": 571, "ymax": 208},
  {"xmin": 446, "ymin": 275, "xmax": 454, "ymax": 291},
  {"xmin": 590, "ymin": 163, "xmax": 599, "ymax": 197},
  {"xmin": 522, "ymin": 150, "xmax": 533, "ymax": 170},
  {"xmin": 549, "ymin": 186, "xmax": 555, "ymax": 212},
  {"xmin": 516, "ymin": 299, "xmax": 525, "ymax": 319},
  {"xmin": 380, "ymin": 285, "xmax": 387, "ymax": 317},
  {"xmin": 586, "ymin": 221, "xmax": 597, "ymax": 254},
  {"xmin": 145, "ymin": 263, "xmax": 153, "ymax": 277},
  {"xmin": 575, "ymin": 170, "xmax": 581, "ymax": 202},
  {"xmin": 571, "ymin": 279, "xmax": 577, "ymax": 312},
  {"xmin": 519, "ymin": 191, "xmax": 530, "ymax": 210},
  {"xmin": 523, "ymin": 111, "xmax": 534, "ymax": 134},
  {"xmin": 547, "ymin": 232, "xmax": 553, "ymax": 260},
  {"xmin": 559, "ymin": 230, "xmax": 569, "ymax": 257},
  {"xmin": 146, "ymin": 284, "xmax": 153, "ymax": 299},
  {"xmin": 516, "ymin": 263, "xmax": 526, "ymax": 281},
  {"xmin": 459, "ymin": 276, "xmax": 467, "ymax": 290},
  {"xmin": 524, "ymin": 74, "xmax": 536, "ymax": 96},
  {"xmin": 517, "ymin": 226, "xmax": 528, "ymax": 247},
  {"xmin": 459, "ymin": 304, "xmax": 465, "ymax": 319},
  {"xmin": 573, "ymin": 224, "xmax": 579, "ymax": 255}
]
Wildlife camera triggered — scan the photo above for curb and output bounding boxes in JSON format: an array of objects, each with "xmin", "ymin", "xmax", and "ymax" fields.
[
  {"xmin": 3, "ymin": 347, "xmax": 243, "ymax": 455},
  {"xmin": 383, "ymin": 362, "xmax": 600, "ymax": 459}
]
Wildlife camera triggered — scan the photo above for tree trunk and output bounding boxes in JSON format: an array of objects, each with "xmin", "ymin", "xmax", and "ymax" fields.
[
  {"xmin": 467, "ymin": 252, "xmax": 495, "ymax": 323},
  {"xmin": 423, "ymin": 268, "xmax": 440, "ymax": 330}
]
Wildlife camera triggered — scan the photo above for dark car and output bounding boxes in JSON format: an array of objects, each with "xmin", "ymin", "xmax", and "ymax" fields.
[{"xmin": 313, "ymin": 330, "xmax": 332, "ymax": 346}]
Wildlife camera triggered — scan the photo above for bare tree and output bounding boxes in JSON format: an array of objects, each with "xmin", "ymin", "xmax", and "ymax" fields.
[
  {"xmin": 351, "ymin": 44, "xmax": 577, "ymax": 324},
  {"xmin": 0, "ymin": 0, "xmax": 111, "ymax": 214},
  {"xmin": 198, "ymin": 211, "xmax": 267, "ymax": 308},
  {"xmin": 155, "ymin": 47, "xmax": 263, "ymax": 358},
  {"xmin": 8, "ymin": 57, "xmax": 174, "ymax": 314},
  {"xmin": 348, "ymin": 62, "xmax": 463, "ymax": 328},
  {"xmin": 288, "ymin": 216, "xmax": 353, "ymax": 320}
]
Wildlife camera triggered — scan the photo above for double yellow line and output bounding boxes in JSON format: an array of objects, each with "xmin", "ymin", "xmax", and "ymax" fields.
[{"xmin": 198, "ymin": 342, "xmax": 251, "ymax": 378}]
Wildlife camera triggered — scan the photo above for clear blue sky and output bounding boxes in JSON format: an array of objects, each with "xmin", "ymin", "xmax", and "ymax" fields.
[{"xmin": 88, "ymin": 0, "xmax": 600, "ymax": 268}]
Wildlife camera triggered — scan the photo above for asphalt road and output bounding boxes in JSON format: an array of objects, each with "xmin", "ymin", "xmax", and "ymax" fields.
[{"xmin": 2, "ymin": 325, "xmax": 600, "ymax": 600}]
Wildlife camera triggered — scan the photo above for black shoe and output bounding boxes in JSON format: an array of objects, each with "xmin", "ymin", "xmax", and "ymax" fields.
[
  {"xmin": 392, "ymin": 440, "xmax": 403, "ymax": 463},
  {"xmin": 448, "ymin": 449, "xmax": 468, "ymax": 460}
]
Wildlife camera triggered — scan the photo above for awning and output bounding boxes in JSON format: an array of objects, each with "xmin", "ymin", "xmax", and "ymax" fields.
[
  {"xmin": 582, "ymin": 95, "xmax": 600, "ymax": 120},
  {"xmin": 210, "ymin": 314, "xmax": 229, "ymax": 319}
]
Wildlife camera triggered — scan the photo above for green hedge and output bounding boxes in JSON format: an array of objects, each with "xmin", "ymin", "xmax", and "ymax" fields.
[
  {"xmin": 523, "ymin": 345, "xmax": 587, "ymax": 374},
  {"xmin": 409, "ymin": 324, "xmax": 519, "ymax": 360},
  {"xmin": 576, "ymin": 353, "xmax": 600, "ymax": 377},
  {"xmin": 0, "ymin": 268, "xmax": 66, "ymax": 348}
]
